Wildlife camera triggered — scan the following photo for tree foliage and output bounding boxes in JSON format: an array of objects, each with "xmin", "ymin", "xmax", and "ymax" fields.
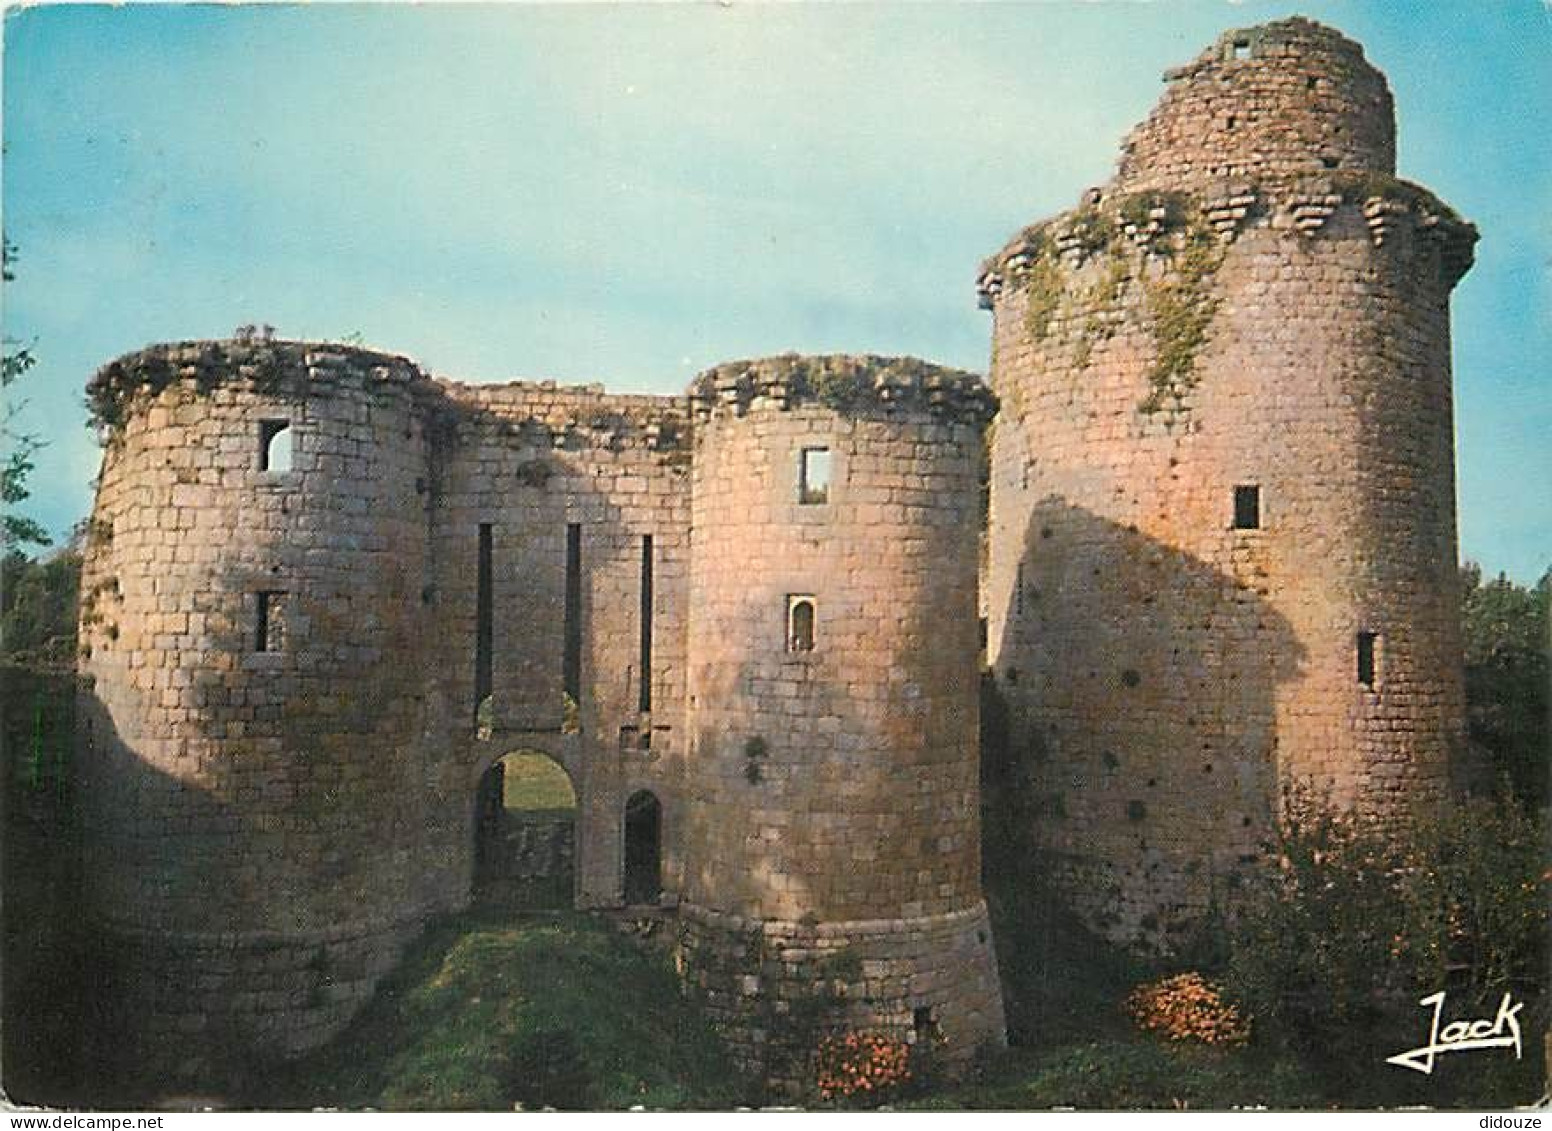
[
  {"xmin": 1227, "ymin": 786, "xmax": 1548, "ymax": 1105},
  {"xmin": 1460, "ymin": 562, "xmax": 1550, "ymax": 806},
  {"xmin": 3, "ymin": 233, "xmax": 49, "ymax": 550},
  {"xmin": 1, "ymin": 538, "xmax": 81, "ymax": 669}
]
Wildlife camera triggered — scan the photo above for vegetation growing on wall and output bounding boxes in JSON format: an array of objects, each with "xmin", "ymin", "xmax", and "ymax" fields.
[
  {"xmin": 1073, "ymin": 252, "xmax": 1132, "ymax": 370},
  {"xmin": 1138, "ymin": 217, "xmax": 1225, "ymax": 414},
  {"xmin": 1000, "ymin": 192, "xmax": 1226, "ymax": 413},
  {"xmin": 1018, "ymin": 240, "xmax": 1065, "ymax": 344}
]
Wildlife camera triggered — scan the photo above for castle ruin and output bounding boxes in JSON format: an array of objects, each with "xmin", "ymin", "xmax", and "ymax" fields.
[{"xmin": 74, "ymin": 17, "xmax": 1473, "ymax": 1090}]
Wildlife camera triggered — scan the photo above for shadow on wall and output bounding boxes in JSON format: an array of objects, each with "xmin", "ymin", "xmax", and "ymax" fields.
[
  {"xmin": 985, "ymin": 497, "xmax": 1304, "ymax": 952},
  {"xmin": 63, "ymin": 687, "xmax": 440, "ymax": 1107}
]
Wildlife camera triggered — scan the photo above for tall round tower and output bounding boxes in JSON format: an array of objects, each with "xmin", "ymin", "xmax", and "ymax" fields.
[
  {"xmin": 978, "ymin": 18, "xmax": 1477, "ymax": 948},
  {"xmin": 77, "ymin": 340, "xmax": 451, "ymax": 1078},
  {"xmin": 677, "ymin": 354, "xmax": 1005, "ymax": 1091}
]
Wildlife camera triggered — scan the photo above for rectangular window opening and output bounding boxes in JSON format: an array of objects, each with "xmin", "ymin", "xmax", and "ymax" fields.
[
  {"xmin": 258, "ymin": 419, "xmax": 292, "ymax": 473},
  {"xmin": 255, "ymin": 591, "xmax": 287, "ymax": 652},
  {"xmin": 1015, "ymin": 563, "xmax": 1025, "ymax": 615},
  {"xmin": 474, "ymin": 525, "xmax": 493, "ymax": 718},
  {"xmin": 798, "ymin": 448, "xmax": 831, "ymax": 505},
  {"xmin": 638, "ymin": 534, "xmax": 654, "ymax": 713},
  {"xmin": 1232, "ymin": 39, "xmax": 1252, "ymax": 61},
  {"xmin": 564, "ymin": 523, "xmax": 583, "ymax": 700},
  {"xmin": 1233, "ymin": 484, "xmax": 1261, "ymax": 530},
  {"xmin": 1357, "ymin": 631, "xmax": 1378, "ymax": 688}
]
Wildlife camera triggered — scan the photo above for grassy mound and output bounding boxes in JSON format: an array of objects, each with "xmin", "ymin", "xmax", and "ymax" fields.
[{"xmin": 268, "ymin": 912, "xmax": 742, "ymax": 1111}]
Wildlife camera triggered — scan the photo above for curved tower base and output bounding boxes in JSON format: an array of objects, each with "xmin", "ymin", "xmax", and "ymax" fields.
[{"xmin": 674, "ymin": 902, "xmax": 1005, "ymax": 1097}]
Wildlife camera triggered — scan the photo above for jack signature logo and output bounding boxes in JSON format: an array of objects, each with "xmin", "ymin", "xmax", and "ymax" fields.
[{"xmin": 1385, "ymin": 990, "xmax": 1524, "ymax": 1075}]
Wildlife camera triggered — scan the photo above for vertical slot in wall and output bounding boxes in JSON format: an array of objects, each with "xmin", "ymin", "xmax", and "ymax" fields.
[
  {"xmin": 564, "ymin": 523, "xmax": 582, "ymax": 702},
  {"xmin": 475, "ymin": 524, "xmax": 493, "ymax": 720},
  {"xmin": 639, "ymin": 534, "xmax": 654, "ymax": 713}
]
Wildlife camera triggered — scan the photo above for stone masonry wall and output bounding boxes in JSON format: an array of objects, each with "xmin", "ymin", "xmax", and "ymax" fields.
[
  {"xmin": 677, "ymin": 355, "xmax": 1005, "ymax": 1086},
  {"xmin": 77, "ymin": 344, "xmax": 1008, "ymax": 1086},
  {"xmin": 420, "ymin": 380, "xmax": 693, "ymax": 910},
  {"xmin": 675, "ymin": 902, "xmax": 1003, "ymax": 1096},
  {"xmin": 978, "ymin": 18, "xmax": 1475, "ymax": 949},
  {"xmin": 78, "ymin": 342, "xmax": 449, "ymax": 1072},
  {"xmin": 1113, "ymin": 17, "xmax": 1396, "ymax": 195}
]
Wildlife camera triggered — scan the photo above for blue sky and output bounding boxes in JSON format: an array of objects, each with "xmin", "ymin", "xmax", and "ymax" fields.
[{"xmin": 3, "ymin": 1, "xmax": 1548, "ymax": 581}]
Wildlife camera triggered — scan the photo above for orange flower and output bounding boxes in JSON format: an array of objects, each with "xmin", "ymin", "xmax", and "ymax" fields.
[{"xmin": 1125, "ymin": 972, "xmax": 1251, "ymax": 1045}]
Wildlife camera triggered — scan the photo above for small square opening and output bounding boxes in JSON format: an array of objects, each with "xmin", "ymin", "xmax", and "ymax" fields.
[
  {"xmin": 1232, "ymin": 39, "xmax": 1252, "ymax": 61},
  {"xmin": 798, "ymin": 448, "xmax": 831, "ymax": 505}
]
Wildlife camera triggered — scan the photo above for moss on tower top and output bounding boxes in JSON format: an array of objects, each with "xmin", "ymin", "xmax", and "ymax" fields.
[
  {"xmin": 88, "ymin": 338, "xmax": 431, "ymax": 430},
  {"xmin": 688, "ymin": 353, "xmax": 996, "ymax": 425}
]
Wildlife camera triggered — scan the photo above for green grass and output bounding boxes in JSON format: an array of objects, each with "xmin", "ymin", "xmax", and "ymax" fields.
[
  {"xmin": 911, "ymin": 1041, "xmax": 1322, "ymax": 1111},
  {"xmin": 267, "ymin": 912, "xmax": 744, "ymax": 1111}
]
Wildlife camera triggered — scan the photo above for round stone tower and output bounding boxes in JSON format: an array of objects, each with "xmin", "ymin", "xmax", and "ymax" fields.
[
  {"xmin": 978, "ymin": 18, "xmax": 1477, "ymax": 949},
  {"xmin": 677, "ymin": 354, "xmax": 1005, "ymax": 1091},
  {"xmin": 77, "ymin": 340, "xmax": 451, "ymax": 1078}
]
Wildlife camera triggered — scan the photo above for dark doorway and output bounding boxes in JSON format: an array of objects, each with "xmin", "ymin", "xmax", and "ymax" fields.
[
  {"xmin": 473, "ymin": 751, "xmax": 577, "ymax": 910},
  {"xmin": 623, "ymin": 790, "xmax": 662, "ymax": 905}
]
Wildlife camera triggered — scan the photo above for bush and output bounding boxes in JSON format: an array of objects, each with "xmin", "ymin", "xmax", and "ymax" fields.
[
  {"xmin": 1226, "ymin": 786, "xmax": 1548, "ymax": 1105},
  {"xmin": 1125, "ymin": 973, "xmax": 1250, "ymax": 1046}
]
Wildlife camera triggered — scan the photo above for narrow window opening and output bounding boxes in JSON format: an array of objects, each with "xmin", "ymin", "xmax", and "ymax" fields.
[
  {"xmin": 1357, "ymin": 631, "xmax": 1378, "ymax": 688},
  {"xmin": 258, "ymin": 420, "xmax": 292, "ymax": 473},
  {"xmin": 1233, "ymin": 484, "xmax": 1261, "ymax": 530},
  {"xmin": 564, "ymin": 523, "xmax": 583, "ymax": 701},
  {"xmin": 787, "ymin": 596, "xmax": 816, "ymax": 653},
  {"xmin": 475, "ymin": 525, "xmax": 493, "ymax": 720},
  {"xmin": 913, "ymin": 1006, "xmax": 938, "ymax": 1044},
  {"xmin": 1015, "ymin": 563, "xmax": 1025, "ymax": 615},
  {"xmin": 638, "ymin": 534, "xmax": 654, "ymax": 713},
  {"xmin": 254, "ymin": 591, "xmax": 287, "ymax": 652},
  {"xmin": 798, "ymin": 447, "xmax": 831, "ymax": 505}
]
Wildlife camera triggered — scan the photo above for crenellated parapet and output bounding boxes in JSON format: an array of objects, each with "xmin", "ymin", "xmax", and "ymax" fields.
[
  {"xmin": 689, "ymin": 353, "xmax": 995, "ymax": 427},
  {"xmin": 86, "ymin": 339, "xmax": 445, "ymax": 433},
  {"xmin": 977, "ymin": 172, "xmax": 1476, "ymax": 312}
]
